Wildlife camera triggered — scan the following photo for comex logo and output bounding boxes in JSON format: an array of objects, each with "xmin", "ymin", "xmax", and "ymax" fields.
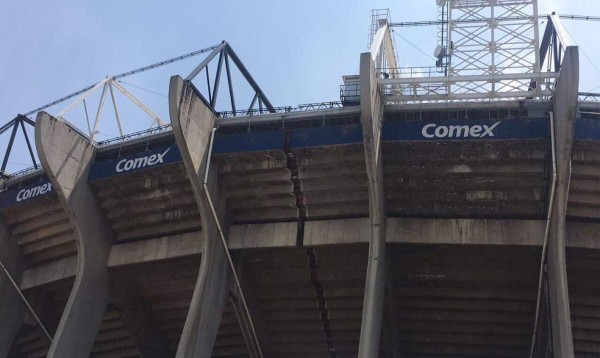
[
  {"xmin": 16, "ymin": 183, "xmax": 53, "ymax": 202},
  {"xmin": 421, "ymin": 122, "xmax": 501, "ymax": 139},
  {"xmin": 115, "ymin": 148, "xmax": 171, "ymax": 173}
]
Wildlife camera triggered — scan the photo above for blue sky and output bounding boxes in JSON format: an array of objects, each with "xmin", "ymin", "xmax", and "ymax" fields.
[{"xmin": 1, "ymin": 0, "xmax": 599, "ymax": 173}]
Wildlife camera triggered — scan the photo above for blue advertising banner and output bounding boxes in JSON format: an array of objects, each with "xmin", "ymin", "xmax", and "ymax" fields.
[
  {"xmin": 0, "ymin": 179, "xmax": 54, "ymax": 210},
  {"xmin": 574, "ymin": 117, "xmax": 600, "ymax": 140},
  {"xmin": 382, "ymin": 118, "xmax": 550, "ymax": 142},
  {"xmin": 213, "ymin": 131, "xmax": 285, "ymax": 154},
  {"xmin": 89, "ymin": 144, "xmax": 182, "ymax": 181},
  {"xmin": 291, "ymin": 124, "xmax": 363, "ymax": 148}
]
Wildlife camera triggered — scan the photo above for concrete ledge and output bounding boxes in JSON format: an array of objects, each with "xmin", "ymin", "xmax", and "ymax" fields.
[
  {"xmin": 229, "ymin": 222, "xmax": 297, "ymax": 249},
  {"xmin": 387, "ymin": 218, "xmax": 545, "ymax": 246},
  {"xmin": 108, "ymin": 232, "xmax": 203, "ymax": 267},
  {"xmin": 568, "ymin": 222, "xmax": 600, "ymax": 249},
  {"xmin": 304, "ymin": 219, "xmax": 369, "ymax": 246},
  {"xmin": 21, "ymin": 255, "xmax": 77, "ymax": 290}
]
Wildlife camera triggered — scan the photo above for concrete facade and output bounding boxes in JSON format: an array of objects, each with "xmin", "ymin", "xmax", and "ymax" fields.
[{"xmin": 1, "ymin": 41, "xmax": 598, "ymax": 358}]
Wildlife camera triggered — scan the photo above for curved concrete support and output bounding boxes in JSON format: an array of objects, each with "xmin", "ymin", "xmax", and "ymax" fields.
[
  {"xmin": 0, "ymin": 217, "xmax": 25, "ymax": 357},
  {"xmin": 35, "ymin": 112, "xmax": 112, "ymax": 358},
  {"xmin": 547, "ymin": 46, "xmax": 579, "ymax": 357},
  {"xmin": 169, "ymin": 76, "xmax": 231, "ymax": 357},
  {"xmin": 358, "ymin": 52, "xmax": 400, "ymax": 357}
]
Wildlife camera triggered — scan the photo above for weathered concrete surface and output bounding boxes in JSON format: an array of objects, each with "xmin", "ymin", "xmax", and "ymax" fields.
[
  {"xmin": 388, "ymin": 218, "xmax": 545, "ymax": 246},
  {"xmin": 107, "ymin": 231, "xmax": 203, "ymax": 267},
  {"xmin": 35, "ymin": 112, "xmax": 112, "ymax": 358},
  {"xmin": 231, "ymin": 254, "xmax": 271, "ymax": 357},
  {"xmin": 111, "ymin": 276, "xmax": 170, "ymax": 357},
  {"xmin": 568, "ymin": 222, "xmax": 600, "ymax": 249},
  {"xmin": 20, "ymin": 256, "xmax": 77, "ymax": 290},
  {"xmin": 0, "ymin": 217, "xmax": 26, "ymax": 357},
  {"xmin": 358, "ymin": 52, "xmax": 400, "ymax": 357},
  {"xmin": 169, "ymin": 75, "xmax": 232, "ymax": 357},
  {"xmin": 547, "ymin": 45, "xmax": 579, "ymax": 357},
  {"xmin": 305, "ymin": 218, "xmax": 370, "ymax": 246},
  {"xmin": 229, "ymin": 222, "xmax": 297, "ymax": 249}
]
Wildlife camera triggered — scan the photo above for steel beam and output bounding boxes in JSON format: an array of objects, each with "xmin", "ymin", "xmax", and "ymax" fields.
[
  {"xmin": 1, "ymin": 120, "xmax": 19, "ymax": 172},
  {"xmin": 35, "ymin": 112, "xmax": 113, "ymax": 358}
]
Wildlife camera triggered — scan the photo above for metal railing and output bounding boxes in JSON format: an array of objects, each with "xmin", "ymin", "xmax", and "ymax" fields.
[
  {"xmin": 96, "ymin": 123, "xmax": 173, "ymax": 147},
  {"xmin": 217, "ymin": 101, "xmax": 346, "ymax": 118},
  {"xmin": 6, "ymin": 165, "xmax": 42, "ymax": 180},
  {"xmin": 578, "ymin": 92, "xmax": 600, "ymax": 102}
]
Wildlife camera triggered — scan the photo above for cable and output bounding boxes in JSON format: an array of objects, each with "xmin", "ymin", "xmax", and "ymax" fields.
[
  {"xmin": 118, "ymin": 81, "xmax": 167, "ymax": 98},
  {"xmin": 392, "ymin": 30, "xmax": 436, "ymax": 62},
  {"xmin": 561, "ymin": 26, "xmax": 600, "ymax": 92}
]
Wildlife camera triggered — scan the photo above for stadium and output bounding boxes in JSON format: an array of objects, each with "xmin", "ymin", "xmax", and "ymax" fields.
[{"xmin": 0, "ymin": 1, "xmax": 599, "ymax": 357}]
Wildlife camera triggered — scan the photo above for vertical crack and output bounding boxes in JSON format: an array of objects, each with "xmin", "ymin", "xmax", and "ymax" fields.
[
  {"xmin": 306, "ymin": 247, "xmax": 337, "ymax": 357},
  {"xmin": 283, "ymin": 130, "xmax": 336, "ymax": 356}
]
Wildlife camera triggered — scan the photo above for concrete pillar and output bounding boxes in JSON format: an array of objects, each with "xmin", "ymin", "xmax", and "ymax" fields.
[
  {"xmin": 546, "ymin": 46, "xmax": 578, "ymax": 357},
  {"xmin": 357, "ymin": 53, "xmax": 400, "ymax": 357},
  {"xmin": 35, "ymin": 113, "xmax": 112, "ymax": 358},
  {"xmin": 169, "ymin": 76, "xmax": 231, "ymax": 357},
  {"xmin": 0, "ymin": 217, "xmax": 26, "ymax": 356}
]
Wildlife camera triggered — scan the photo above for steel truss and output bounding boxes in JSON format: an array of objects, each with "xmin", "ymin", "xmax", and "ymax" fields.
[
  {"xmin": 539, "ymin": 13, "xmax": 574, "ymax": 73},
  {"xmin": 377, "ymin": 0, "xmax": 554, "ymax": 104},
  {"xmin": 1, "ymin": 42, "xmax": 276, "ymax": 179},
  {"xmin": 186, "ymin": 41, "xmax": 276, "ymax": 116},
  {"xmin": 0, "ymin": 115, "xmax": 38, "ymax": 177}
]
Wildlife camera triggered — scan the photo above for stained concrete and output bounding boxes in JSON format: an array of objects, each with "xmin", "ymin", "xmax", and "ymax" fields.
[
  {"xmin": 35, "ymin": 112, "xmax": 112, "ymax": 358},
  {"xmin": 169, "ymin": 75, "xmax": 234, "ymax": 357}
]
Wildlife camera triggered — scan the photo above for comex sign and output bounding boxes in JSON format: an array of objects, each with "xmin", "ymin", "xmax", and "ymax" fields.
[
  {"xmin": 421, "ymin": 122, "xmax": 501, "ymax": 139},
  {"xmin": 89, "ymin": 144, "xmax": 181, "ymax": 181},
  {"xmin": 16, "ymin": 182, "xmax": 53, "ymax": 202},
  {"xmin": 115, "ymin": 148, "xmax": 171, "ymax": 173},
  {"xmin": 0, "ymin": 179, "xmax": 54, "ymax": 210},
  {"xmin": 382, "ymin": 118, "xmax": 549, "ymax": 142}
]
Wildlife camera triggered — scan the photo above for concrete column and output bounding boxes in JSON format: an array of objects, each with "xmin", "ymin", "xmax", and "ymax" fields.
[
  {"xmin": 357, "ymin": 53, "xmax": 400, "ymax": 357},
  {"xmin": 35, "ymin": 113, "xmax": 112, "ymax": 358},
  {"xmin": 0, "ymin": 217, "xmax": 26, "ymax": 356},
  {"xmin": 546, "ymin": 46, "xmax": 578, "ymax": 356},
  {"xmin": 169, "ymin": 76, "xmax": 231, "ymax": 357}
]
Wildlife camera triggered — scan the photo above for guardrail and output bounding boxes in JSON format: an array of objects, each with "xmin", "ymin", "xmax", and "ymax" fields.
[
  {"xmin": 96, "ymin": 123, "xmax": 173, "ymax": 147},
  {"xmin": 6, "ymin": 165, "xmax": 42, "ymax": 180},
  {"xmin": 216, "ymin": 101, "xmax": 347, "ymax": 118},
  {"xmin": 578, "ymin": 92, "xmax": 600, "ymax": 102}
]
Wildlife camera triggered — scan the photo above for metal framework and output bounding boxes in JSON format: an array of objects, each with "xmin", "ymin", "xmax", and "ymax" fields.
[
  {"xmin": 368, "ymin": 9, "xmax": 399, "ymax": 78},
  {"xmin": 0, "ymin": 115, "xmax": 37, "ymax": 175},
  {"xmin": 539, "ymin": 13, "xmax": 574, "ymax": 73},
  {"xmin": 55, "ymin": 77, "xmax": 167, "ymax": 141},
  {"xmin": 374, "ymin": 0, "xmax": 557, "ymax": 104},
  {"xmin": 186, "ymin": 41, "xmax": 275, "ymax": 116}
]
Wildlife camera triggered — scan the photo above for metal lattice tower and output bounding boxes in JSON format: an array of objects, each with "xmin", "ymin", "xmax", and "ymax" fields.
[{"xmin": 448, "ymin": 0, "xmax": 540, "ymax": 94}]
